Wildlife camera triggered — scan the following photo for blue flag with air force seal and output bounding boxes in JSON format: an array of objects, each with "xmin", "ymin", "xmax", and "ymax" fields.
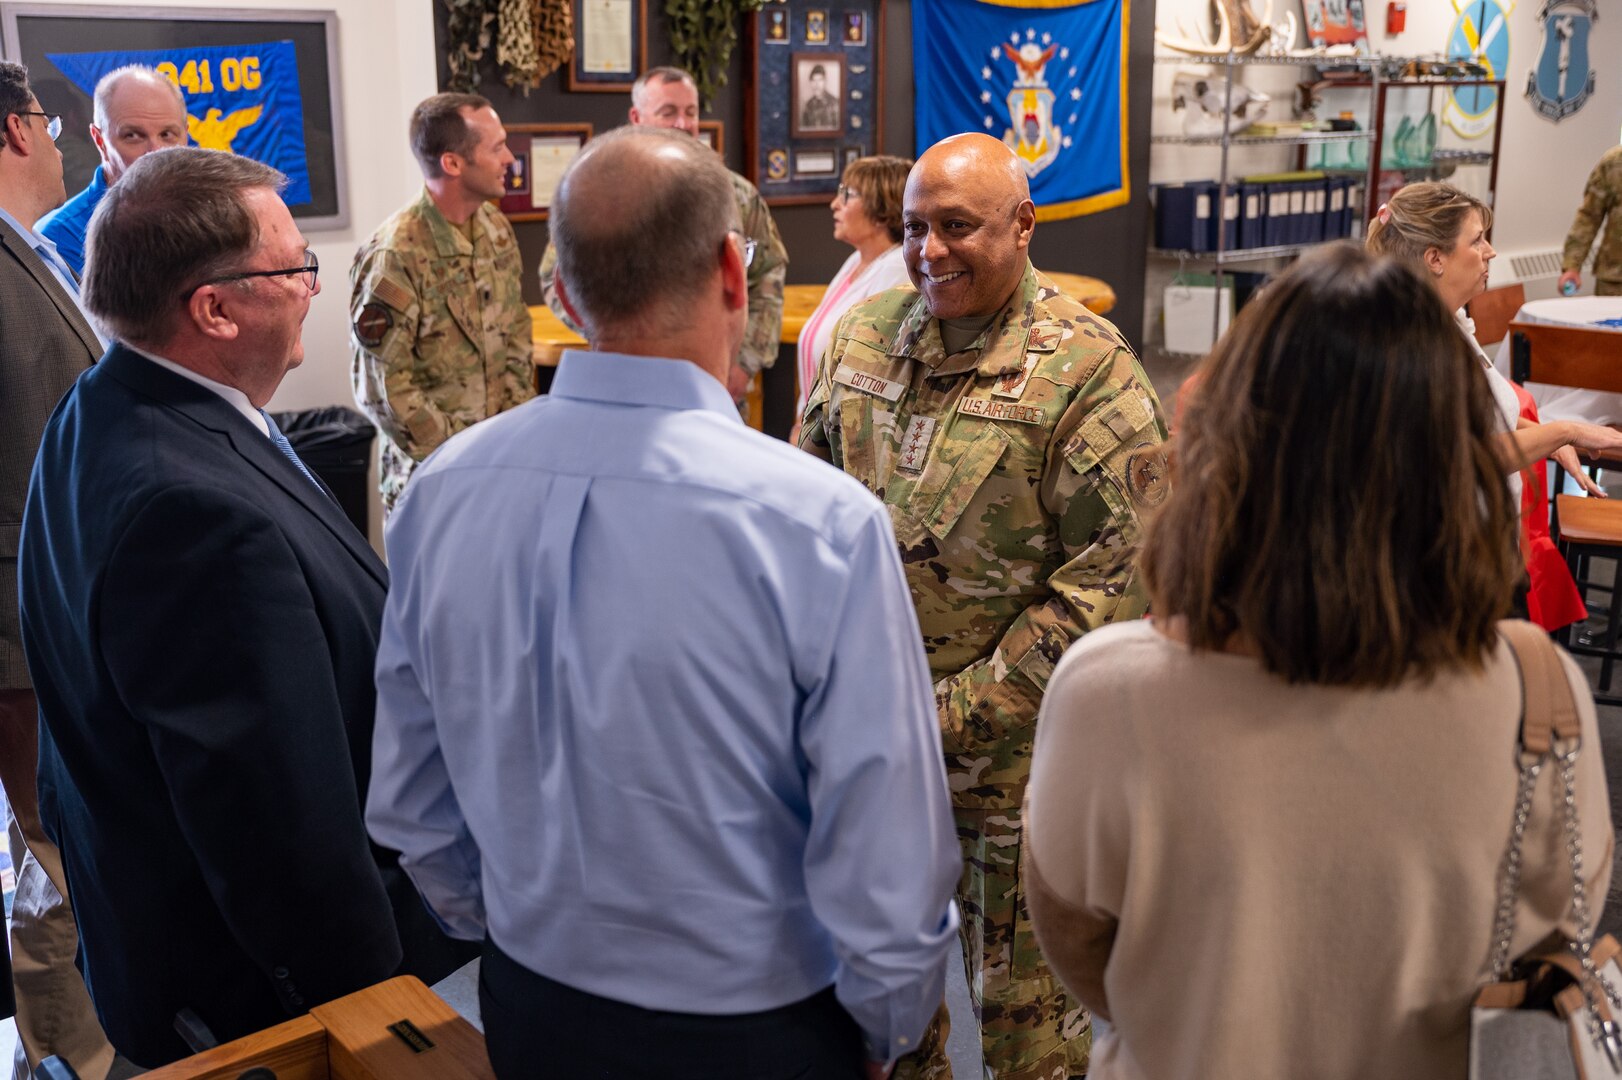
[
  {"xmin": 913, "ymin": 0, "xmax": 1127, "ymax": 221},
  {"xmin": 47, "ymin": 41, "xmax": 311, "ymax": 206}
]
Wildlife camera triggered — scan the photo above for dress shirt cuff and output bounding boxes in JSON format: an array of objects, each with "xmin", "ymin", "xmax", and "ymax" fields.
[{"xmin": 837, "ymin": 903, "xmax": 957, "ymax": 1064}]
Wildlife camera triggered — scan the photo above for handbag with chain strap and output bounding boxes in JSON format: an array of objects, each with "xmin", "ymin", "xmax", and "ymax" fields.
[{"xmin": 1469, "ymin": 620, "xmax": 1622, "ymax": 1080}]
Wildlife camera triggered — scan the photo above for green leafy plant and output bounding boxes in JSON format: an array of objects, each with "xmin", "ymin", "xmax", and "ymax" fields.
[{"xmin": 665, "ymin": 0, "xmax": 767, "ymax": 108}]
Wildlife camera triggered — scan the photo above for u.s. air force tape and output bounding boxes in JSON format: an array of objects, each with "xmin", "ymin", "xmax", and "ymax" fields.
[{"xmin": 958, "ymin": 398, "xmax": 1042, "ymax": 424}]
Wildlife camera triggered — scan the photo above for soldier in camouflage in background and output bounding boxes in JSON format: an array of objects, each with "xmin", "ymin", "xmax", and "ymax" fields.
[
  {"xmin": 538, "ymin": 66, "xmax": 785, "ymax": 403},
  {"xmin": 1560, "ymin": 144, "xmax": 1622, "ymax": 297},
  {"xmin": 351, "ymin": 92, "xmax": 534, "ymax": 511},
  {"xmin": 800, "ymin": 133, "xmax": 1169, "ymax": 1080}
]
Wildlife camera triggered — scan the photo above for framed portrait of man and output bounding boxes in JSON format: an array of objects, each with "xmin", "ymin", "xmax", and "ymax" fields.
[{"xmin": 791, "ymin": 51, "xmax": 843, "ymax": 138}]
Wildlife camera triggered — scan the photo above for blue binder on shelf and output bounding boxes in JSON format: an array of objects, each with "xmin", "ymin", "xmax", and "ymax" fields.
[
  {"xmin": 1219, "ymin": 188, "xmax": 1240, "ymax": 251},
  {"xmin": 1326, "ymin": 178, "xmax": 1349, "ymax": 239},
  {"xmin": 1263, "ymin": 182, "xmax": 1290, "ymax": 247},
  {"xmin": 1285, "ymin": 182, "xmax": 1308, "ymax": 244},
  {"xmin": 1303, "ymin": 179, "xmax": 1326, "ymax": 243},
  {"xmin": 1154, "ymin": 181, "xmax": 1216, "ymax": 253},
  {"xmin": 1239, "ymin": 182, "xmax": 1266, "ymax": 249}
]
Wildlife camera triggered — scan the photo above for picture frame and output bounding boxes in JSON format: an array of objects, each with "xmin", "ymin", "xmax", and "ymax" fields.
[
  {"xmin": 698, "ymin": 119, "xmax": 724, "ymax": 157},
  {"xmin": 0, "ymin": 3, "xmax": 348, "ymax": 229},
  {"xmin": 498, "ymin": 122, "xmax": 591, "ymax": 222},
  {"xmin": 746, "ymin": 0, "xmax": 882, "ymax": 206},
  {"xmin": 1300, "ymin": 0, "xmax": 1370, "ymax": 52},
  {"xmin": 568, "ymin": 0, "xmax": 647, "ymax": 93},
  {"xmin": 790, "ymin": 51, "xmax": 843, "ymax": 139}
]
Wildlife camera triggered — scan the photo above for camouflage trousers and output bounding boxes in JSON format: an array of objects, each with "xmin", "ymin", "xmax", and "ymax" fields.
[
  {"xmin": 1598, "ymin": 279, "xmax": 1622, "ymax": 297},
  {"xmin": 893, "ymin": 806, "xmax": 1091, "ymax": 1080}
]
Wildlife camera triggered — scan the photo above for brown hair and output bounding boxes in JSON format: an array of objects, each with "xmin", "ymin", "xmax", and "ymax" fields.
[
  {"xmin": 83, "ymin": 146, "xmax": 285, "ymax": 345},
  {"xmin": 409, "ymin": 92, "xmax": 491, "ymax": 178},
  {"xmin": 1364, "ymin": 181, "xmax": 1493, "ymax": 268},
  {"xmin": 841, "ymin": 155, "xmax": 911, "ymax": 243},
  {"xmin": 1144, "ymin": 242, "xmax": 1518, "ymax": 687}
]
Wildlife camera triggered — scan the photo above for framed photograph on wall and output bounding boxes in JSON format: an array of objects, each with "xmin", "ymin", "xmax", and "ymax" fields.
[
  {"xmin": 791, "ymin": 52, "xmax": 843, "ymax": 138},
  {"xmin": 698, "ymin": 119, "xmax": 724, "ymax": 156},
  {"xmin": 746, "ymin": 0, "xmax": 882, "ymax": 206},
  {"xmin": 1300, "ymin": 0, "xmax": 1370, "ymax": 52},
  {"xmin": 499, "ymin": 123, "xmax": 591, "ymax": 222},
  {"xmin": 0, "ymin": 3, "xmax": 348, "ymax": 229},
  {"xmin": 568, "ymin": 0, "xmax": 647, "ymax": 92}
]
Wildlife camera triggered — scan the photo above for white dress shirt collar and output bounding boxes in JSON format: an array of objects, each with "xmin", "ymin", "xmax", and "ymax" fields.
[{"xmin": 126, "ymin": 344, "xmax": 269, "ymax": 437}]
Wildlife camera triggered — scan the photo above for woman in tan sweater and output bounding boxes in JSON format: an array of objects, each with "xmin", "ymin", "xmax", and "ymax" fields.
[{"xmin": 1024, "ymin": 243, "xmax": 1612, "ymax": 1080}]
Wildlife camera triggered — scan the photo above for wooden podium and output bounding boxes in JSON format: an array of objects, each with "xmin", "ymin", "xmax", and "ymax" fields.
[{"xmin": 139, "ymin": 976, "xmax": 495, "ymax": 1080}]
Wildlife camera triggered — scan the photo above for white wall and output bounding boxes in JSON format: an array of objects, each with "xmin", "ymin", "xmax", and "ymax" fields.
[
  {"xmin": 24, "ymin": 0, "xmax": 440, "ymax": 413},
  {"xmin": 1146, "ymin": 0, "xmax": 1622, "ymax": 344}
]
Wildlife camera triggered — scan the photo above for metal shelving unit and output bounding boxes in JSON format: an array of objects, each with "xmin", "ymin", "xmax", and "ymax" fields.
[
  {"xmin": 1148, "ymin": 51, "xmax": 1505, "ymax": 351},
  {"xmin": 1149, "ymin": 51, "xmax": 1382, "ymax": 349}
]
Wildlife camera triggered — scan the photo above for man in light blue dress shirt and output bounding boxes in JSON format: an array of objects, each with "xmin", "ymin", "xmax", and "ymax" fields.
[{"xmin": 365, "ymin": 126, "xmax": 961, "ymax": 1080}]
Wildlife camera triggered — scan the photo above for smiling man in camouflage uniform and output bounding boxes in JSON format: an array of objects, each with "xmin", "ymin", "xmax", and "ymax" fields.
[
  {"xmin": 350, "ymin": 92, "xmax": 535, "ymax": 511},
  {"xmin": 538, "ymin": 67, "xmax": 785, "ymax": 403},
  {"xmin": 1560, "ymin": 143, "xmax": 1622, "ymax": 297},
  {"xmin": 799, "ymin": 133, "xmax": 1169, "ymax": 1080}
]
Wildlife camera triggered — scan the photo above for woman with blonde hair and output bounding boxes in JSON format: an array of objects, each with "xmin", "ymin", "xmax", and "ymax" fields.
[
  {"xmin": 1024, "ymin": 244, "xmax": 1610, "ymax": 1080},
  {"xmin": 1367, "ymin": 181, "xmax": 1622, "ymax": 498}
]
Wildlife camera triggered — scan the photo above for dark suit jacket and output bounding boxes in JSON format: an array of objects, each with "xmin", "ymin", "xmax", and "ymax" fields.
[
  {"xmin": 0, "ymin": 214, "xmax": 101, "ymax": 689},
  {"xmin": 21, "ymin": 345, "xmax": 416, "ymax": 1066}
]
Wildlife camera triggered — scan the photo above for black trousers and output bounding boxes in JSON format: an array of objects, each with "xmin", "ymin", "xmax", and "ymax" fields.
[{"xmin": 478, "ymin": 938, "xmax": 866, "ymax": 1080}]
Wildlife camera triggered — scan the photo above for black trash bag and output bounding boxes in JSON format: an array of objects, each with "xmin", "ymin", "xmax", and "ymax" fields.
[{"xmin": 268, "ymin": 406, "xmax": 375, "ymax": 535}]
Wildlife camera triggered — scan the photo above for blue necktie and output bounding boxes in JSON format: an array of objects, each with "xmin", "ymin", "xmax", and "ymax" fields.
[
  {"xmin": 34, "ymin": 243, "xmax": 78, "ymax": 296},
  {"xmin": 260, "ymin": 411, "xmax": 327, "ymax": 496}
]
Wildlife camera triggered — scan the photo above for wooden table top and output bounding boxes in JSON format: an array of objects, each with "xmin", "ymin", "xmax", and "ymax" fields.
[{"xmin": 531, "ymin": 270, "xmax": 1115, "ymax": 367}]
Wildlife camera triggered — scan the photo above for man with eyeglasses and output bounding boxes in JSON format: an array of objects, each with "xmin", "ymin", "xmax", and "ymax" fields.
[
  {"xmin": 366, "ymin": 126, "xmax": 960, "ymax": 1080},
  {"xmin": 537, "ymin": 66, "xmax": 787, "ymax": 406},
  {"xmin": 350, "ymin": 92, "xmax": 534, "ymax": 513},
  {"xmin": 0, "ymin": 59, "xmax": 126, "ymax": 1080},
  {"xmin": 36, "ymin": 65, "xmax": 188, "ymax": 278},
  {"xmin": 17, "ymin": 146, "xmax": 457, "ymax": 1067}
]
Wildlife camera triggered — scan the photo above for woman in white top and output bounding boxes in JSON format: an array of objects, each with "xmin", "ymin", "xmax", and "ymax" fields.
[
  {"xmin": 1367, "ymin": 181, "xmax": 1622, "ymax": 499},
  {"xmin": 794, "ymin": 156, "xmax": 913, "ymax": 422}
]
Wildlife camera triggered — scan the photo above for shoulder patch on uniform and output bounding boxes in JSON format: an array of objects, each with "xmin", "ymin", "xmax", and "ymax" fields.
[
  {"xmin": 354, "ymin": 303, "xmax": 393, "ymax": 348},
  {"xmin": 1125, "ymin": 444, "xmax": 1170, "ymax": 507},
  {"xmin": 1026, "ymin": 323, "xmax": 1063, "ymax": 353},
  {"xmin": 369, "ymin": 275, "xmax": 415, "ymax": 313}
]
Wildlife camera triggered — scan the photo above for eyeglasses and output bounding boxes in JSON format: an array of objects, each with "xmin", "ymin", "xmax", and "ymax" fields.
[
  {"xmin": 17, "ymin": 111, "xmax": 61, "ymax": 141},
  {"xmin": 726, "ymin": 231, "xmax": 758, "ymax": 269},
  {"xmin": 202, "ymin": 250, "xmax": 320, "ymax": 293},
  {"xmin": 835, "ymin": 185, "xmax": 860, "ymax": 205}
]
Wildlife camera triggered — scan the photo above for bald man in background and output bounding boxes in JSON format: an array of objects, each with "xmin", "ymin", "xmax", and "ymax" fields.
[
  {"xmin": 36, "ymin": 64, "xmax": 186, "ymax": 276},
  {"xmin": 799, "ymin": 133, "xmax": 1170, "ymax": 1080}
]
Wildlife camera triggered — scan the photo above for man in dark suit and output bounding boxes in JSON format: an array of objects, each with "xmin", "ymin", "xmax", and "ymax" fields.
[
  {"xmin": 18, "ymin": 145, "xmax": 457, "ymax": 1068},
  {"xmin": 0, "ymin": 60, "xmax": 123, "ymax": 1080}
]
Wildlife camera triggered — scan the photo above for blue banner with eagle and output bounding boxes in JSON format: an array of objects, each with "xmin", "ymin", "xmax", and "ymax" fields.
[
  {"xmin": 913, "ymin": 0, "xmax": 1128, "ymax": 221},
  {"xmin": 46, "ymin": 41, "xmax": 311, "ymax": 206}
]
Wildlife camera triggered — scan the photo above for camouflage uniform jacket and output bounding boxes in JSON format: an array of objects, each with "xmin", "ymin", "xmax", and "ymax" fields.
[
  {"xmin": 350, "ymin": 188, "xmax": 535, "ymax": 510},
  {"xmin": 800, "ymin": 263, "xmax": 1169, "ymax": 810},
  {"xmin": 1563, "ymin": 145, "xmax": 1622, "ymax": 284},
  {"xmin": 538, "ymin": 169, "xmax": 787, "ymax": 375}
]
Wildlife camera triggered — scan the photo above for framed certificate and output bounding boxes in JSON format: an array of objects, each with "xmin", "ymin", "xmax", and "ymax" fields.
[
  {"xmin": 568, "ymin": 0, "xmax": 646, "ymax": 92},
  {"xmin": 498, "ymin": 123, "xmax": 592, "ymax": 222}
]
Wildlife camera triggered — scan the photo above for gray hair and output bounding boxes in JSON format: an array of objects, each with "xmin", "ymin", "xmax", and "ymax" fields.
[
  {"xmin": 630, "ymin": 66, "xmax": 695, "ymax": 110},
  {"xmin": 550, "ymin": 126, "xmax": 737, "ymax": 337},
  {"xmin": 92, "ymin": 65, "xmax": 186, "ymax": 132},
  {"xmin": 83, "ymin": 146, "xmax": 286, "ymax": 345}
]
